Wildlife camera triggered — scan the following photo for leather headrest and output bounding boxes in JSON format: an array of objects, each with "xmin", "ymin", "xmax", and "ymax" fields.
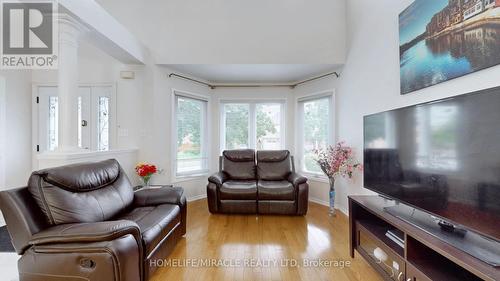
[
  {"xmin": 34, "ymin": 159, "xmax": 121, "ymax": 192},
  {"xmin": 223, "ymin": 149, "xmax": 255, "ymax": 162},
  {"xmin": 257, "ymin": 150, "xmax": 290, "ymax": 162}
]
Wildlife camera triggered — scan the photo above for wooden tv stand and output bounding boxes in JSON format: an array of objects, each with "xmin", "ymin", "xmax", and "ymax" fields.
[{"xmin": 348, "ymin": 195, "xmax": 500, "ymax": 281}]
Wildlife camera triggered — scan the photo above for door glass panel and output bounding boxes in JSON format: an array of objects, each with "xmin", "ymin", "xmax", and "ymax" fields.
[
  {"xmin": 48, "ymin": 96, "xmax": 58, "ymax": 151},
  {"xmin": 98, "ymin": 96, "xmax": 109, "ymax": 151}
]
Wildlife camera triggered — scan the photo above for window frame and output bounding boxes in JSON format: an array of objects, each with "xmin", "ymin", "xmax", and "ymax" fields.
[
  {"xmin": 219, "ymin": 99, "xmax": 287, "ymax": 153},
  {"xmin": 295, "ymin": 90, "xmax": 335, "ymax": 181},
  {"xmin": 171, "ymin": 89, "xmax": 210, "ymax": 180}
]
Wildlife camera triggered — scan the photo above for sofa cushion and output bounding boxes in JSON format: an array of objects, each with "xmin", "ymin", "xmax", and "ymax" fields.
[
  {"xmin": 256, "ymin": 150, "xmax": 292, "ymax": 181},
  {"xmin": 220, "ymin": 180, "xmax": 257, "ymax": 200},
  {"xmin": 257, "ymin": 180, "xmax": 295, "ymax": 201},
  {"xmin": 28, "ymin": 159, "xmax": 134, "ymax": 225},
  {"xmin": 222, "ymin": 149, "xmax": 256, "ymax": 180},
  {"xmin": 223, "ymin": 149, "xmax": 255, "ymax": 162},
  {"xmin": 117, "ymin": 204, "xmax": 180, "ymax": 256},
  {"xmin": 219, "ymin": 200, "xmax": 257, "ymax": 214},
  {"xmin": 41, "ymin": 159, "xmax": 121, "ymax": 192}
]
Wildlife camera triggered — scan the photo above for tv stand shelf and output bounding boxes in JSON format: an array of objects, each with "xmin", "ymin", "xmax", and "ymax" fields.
[{"xmin": 349, "ymin": 195, "xmax": 499, "ymax": 281}]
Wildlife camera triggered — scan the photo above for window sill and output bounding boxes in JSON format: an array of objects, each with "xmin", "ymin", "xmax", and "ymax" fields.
[
  {"xmin": 172, "ymin": 173, "xmax": 209, "ymax": 184},
  {"xmin": 302, "ymin": 173, "xmax": 329, "ymax": 184}
]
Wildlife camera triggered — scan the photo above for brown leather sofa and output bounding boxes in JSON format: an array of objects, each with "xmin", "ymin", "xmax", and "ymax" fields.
[
  {"xmin": 207, "ymin": 150, "xmax": 308, "ymax": 215},
  {"xmin": 0, "ymin": 159, "xmax": 186, "ymax": 281}
]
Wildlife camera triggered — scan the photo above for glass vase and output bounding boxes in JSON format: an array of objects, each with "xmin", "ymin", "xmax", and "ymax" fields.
[
  {"xmin": 142, "ymin": 175, "xmax": 152, "ymax": 188},
  {"xmin": 329, "ymin": 177, "xmax": 336, "ymax": 216}
]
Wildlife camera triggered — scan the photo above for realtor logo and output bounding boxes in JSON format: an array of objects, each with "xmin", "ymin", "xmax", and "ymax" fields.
[{"xmin": 1, "ymin": 0, "xmax": 58, "ymax": 69}]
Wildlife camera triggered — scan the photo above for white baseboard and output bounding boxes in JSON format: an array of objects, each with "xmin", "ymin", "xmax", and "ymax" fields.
[
  {"xmin": 308, "ymin": 197, "xmax": 348, "ymax": 216},
  {"xmin": 187, "ymin": 194, "xmax": 207, "ymax": 202},
  {"xmin": 308, "ymin": 197, "xmax": 329, "ymax": 206}
]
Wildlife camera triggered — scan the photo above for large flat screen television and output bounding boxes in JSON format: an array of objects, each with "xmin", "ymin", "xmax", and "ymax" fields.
[{"xmin": 363, "ymin": 87, "xmax": 500, "ymax": 242}]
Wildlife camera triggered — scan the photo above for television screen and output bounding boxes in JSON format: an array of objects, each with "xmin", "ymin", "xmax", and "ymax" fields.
[{"xmin": 364, "ymin": 87, "xmax": 500, "ymax": 241}]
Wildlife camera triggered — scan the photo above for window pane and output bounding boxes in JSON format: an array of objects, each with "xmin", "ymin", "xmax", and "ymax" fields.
[
  {"xmin": 303, "ymin": 98, "xmax": 330, "ymax": 173},
  {"xmin": 98, "ymin": 97, "xmax": 109, "ymax": 151},
  {"xmin": 256, "ymin": 103, "xmax": 281, "ymax": 150},
  {"xmin": 224, "ymin": 104, "xmax": 249, "ymax": 149},
  {"xmin": 48, "ymin": 96, "xmax": 58, "ymax": 151},
  {"xmin": 176, "ymin": 96, "xmax": 207, "ymax": 175}
]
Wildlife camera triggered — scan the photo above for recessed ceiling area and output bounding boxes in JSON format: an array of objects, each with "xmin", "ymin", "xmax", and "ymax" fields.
[{"xmin": 163, "ymin": 64, "xmax": 339, "ymax": 84}]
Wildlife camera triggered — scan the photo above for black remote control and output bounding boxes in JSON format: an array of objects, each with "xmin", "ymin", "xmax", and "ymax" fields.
[{"xmin": 438, "ymin": 220, "xmax": 455, "ymax": 232}]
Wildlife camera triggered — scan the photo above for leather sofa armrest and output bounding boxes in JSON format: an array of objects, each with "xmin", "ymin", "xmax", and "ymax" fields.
[
  {"xmin": 133, "ymin": 186, "xmax": 185, "ymax": 207},
  {"xmin": 29, "ymin": 220, "xmax": 141, "ymax": 246},
  {"xmin": 134, "ymin": 187, "xmax": 187, "ymax": 236},
  {"xmin": 288, "ymin": 172, "xmax": 307, "ymax": 186},
  {"xmin": 208, "ymin": 172, "xmax": 228, "ymax": 186}
]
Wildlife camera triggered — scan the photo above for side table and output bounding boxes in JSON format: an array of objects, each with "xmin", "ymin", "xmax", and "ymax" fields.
[{"xmin": 133, "ymin": 184, "xmax": 174, "ymax": 192}]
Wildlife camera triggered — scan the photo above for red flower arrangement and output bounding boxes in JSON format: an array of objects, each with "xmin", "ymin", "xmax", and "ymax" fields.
[{"xmin": 135, "ymin": 163, "xmax": 158, "ymax": 186}]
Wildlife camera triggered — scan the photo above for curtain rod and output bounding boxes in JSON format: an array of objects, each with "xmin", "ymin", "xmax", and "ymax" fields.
[
  {"xmin": 168, "ymin": 73, "xmax": 215, "ymax": 89},
  {"xmin": 168, "ymin": 71, "xmax": 340, "ymax": 89}
]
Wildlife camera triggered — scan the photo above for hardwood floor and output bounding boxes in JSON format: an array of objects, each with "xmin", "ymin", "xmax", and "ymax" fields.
[{"xmin": 150, "ymin": 199, "xmax": 382, "ymax": 281}]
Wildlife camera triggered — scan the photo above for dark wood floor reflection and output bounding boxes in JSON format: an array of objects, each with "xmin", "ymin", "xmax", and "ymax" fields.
[{"xmin": 150, "ymin": 199, "xmax": 381, "ymax": 281}]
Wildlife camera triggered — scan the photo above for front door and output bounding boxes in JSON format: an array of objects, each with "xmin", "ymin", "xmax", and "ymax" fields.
[{"xmin": 35, "ymin": 85, "xmax": 113, "ymax": 153}]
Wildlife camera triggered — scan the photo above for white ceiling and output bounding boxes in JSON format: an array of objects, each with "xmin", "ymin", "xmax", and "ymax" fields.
[
  {"xmin": 163, "ymin": 64, "xmax": 339, "ymax": 84},
  {"xmin": 95, "ymin": 0, "xmax": 346, "ymax": 64}
]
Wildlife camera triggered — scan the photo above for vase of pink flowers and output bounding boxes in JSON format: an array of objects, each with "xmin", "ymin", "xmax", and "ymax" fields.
[{"xmin": 314, "ymin": 141, "xmax": 363, "ymax": 216}]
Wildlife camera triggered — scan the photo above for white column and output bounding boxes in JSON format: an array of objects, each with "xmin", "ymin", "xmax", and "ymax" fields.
[
  {"xmin": 56, "ymin": 14, "xmax": 83, "ymax": 151},
  {"xmin": 0, "ymin": 77, "xmax": 5, "ymax": 189}
]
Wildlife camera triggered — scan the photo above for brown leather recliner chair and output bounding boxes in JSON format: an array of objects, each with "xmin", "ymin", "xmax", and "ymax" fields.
[
  {"xmin": 207, "ymin": 149, "xmax": 308, "ymax": 215},
  {"xmin": 0, "ymin": 159, "xmax": 186, "ymax": 281}
]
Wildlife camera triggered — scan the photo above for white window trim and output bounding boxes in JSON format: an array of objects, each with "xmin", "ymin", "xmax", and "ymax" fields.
[
  {"xmin": 295, "ymin": 89, "xmax": 336, "ymax": 181},
  {"xmin": 171, "ymin": 89, "xmax": 211, "ymax": 181},
  {"xmin": 31, "ymin": 82, "xmax": 117, "ymax": 169},
  {"xmin": 219, "ymin": 98, "xmax": 287, "ymax": 153}
]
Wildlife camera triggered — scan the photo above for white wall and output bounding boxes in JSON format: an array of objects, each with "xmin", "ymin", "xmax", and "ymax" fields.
[
  {"xmin": 96, "ymin": 0, "xmax": 346, "ymax": 64},
  {"xmin": 330, "ymin": 0, "xmax": 500, "ymax": 214},
  {"xmin": 31, "ymin": 41, "xmax": 118, "ymax": 84}
]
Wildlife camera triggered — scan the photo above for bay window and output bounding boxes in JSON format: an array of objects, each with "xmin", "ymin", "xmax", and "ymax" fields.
[
  {"xmin": 174, "ymin": 92, "xmax": 209, "ymax": 177},
  {"xmin": 297, "ymin": 92, "xmax": 334, "ymax": 176},
  {"xmin": 220, "ymin": 101, "xmax": 285, "ymax": 151}
]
